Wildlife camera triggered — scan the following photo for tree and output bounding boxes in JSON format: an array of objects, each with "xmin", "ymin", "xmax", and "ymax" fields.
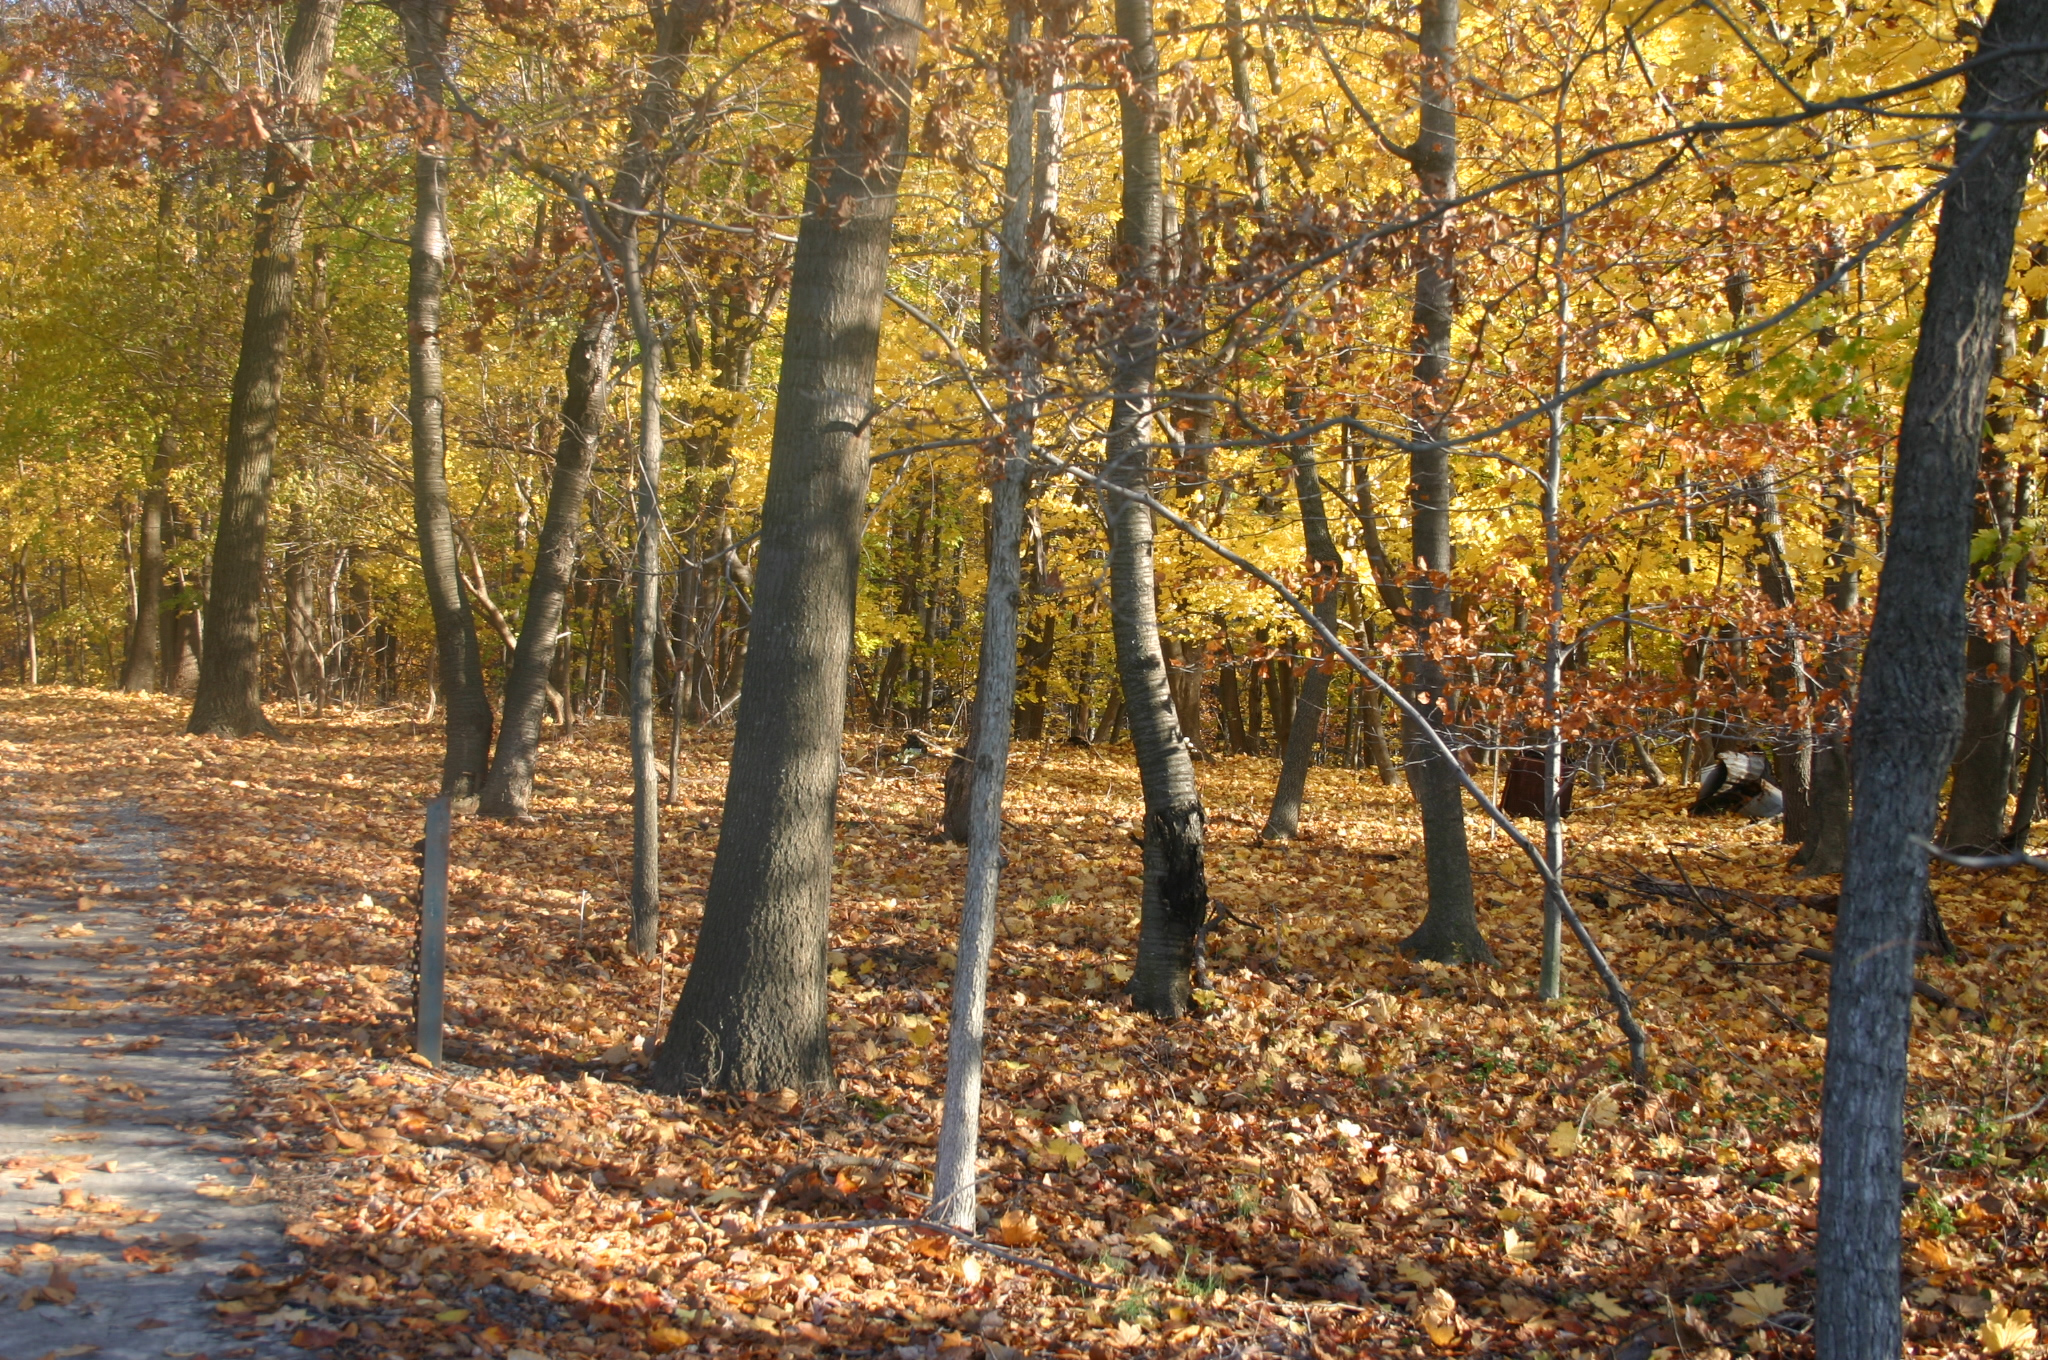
[
  {"xmin": 1816, "ymin": 7, "xmax": 2048, "ymax": 1356},
  {"xmin": 1110, "ymin": 0, "xmax": 1211, "ymax": 1020},
  {"xmin": 184, "ymin": 0, "xmax": 344, "ymax": 738},
  {"xmin": 399, "ymin": 0, "xmax": 493, "ymax": 800},
  {"xmin": 653, "ymin": 0, "xmax": 927, "ymax": 1094},
  {"xmin": 118, "ymin": 429, "xmax": 171, "ymax": 692},
  {"xmin": 1392, "ymin": 0, "xmax": 1488, "ymax": 966},
  {"xmin": 476, "ymin": 4, "xmax": 713, "ymax": 820}
]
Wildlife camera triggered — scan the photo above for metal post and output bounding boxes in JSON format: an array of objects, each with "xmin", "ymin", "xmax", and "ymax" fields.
[{"xmin": 416, "ymin": 796, "xmax": 450, "ymax": 1065}]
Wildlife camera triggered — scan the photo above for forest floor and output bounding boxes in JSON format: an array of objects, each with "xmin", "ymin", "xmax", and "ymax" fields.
[{"xmin": 0, "ymin": 689, "xmax": 2041, "ymax": 1360}]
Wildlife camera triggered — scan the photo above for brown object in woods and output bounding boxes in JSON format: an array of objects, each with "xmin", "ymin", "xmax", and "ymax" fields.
[{"xmin": 1501, "ymin": 749, "xmax": 1576, "ymax": 819}]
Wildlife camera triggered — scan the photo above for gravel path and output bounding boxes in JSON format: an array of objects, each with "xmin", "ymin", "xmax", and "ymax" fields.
[{"xmin": 0, "ymin": 800, "xmax": 297, "ymax": 1360}]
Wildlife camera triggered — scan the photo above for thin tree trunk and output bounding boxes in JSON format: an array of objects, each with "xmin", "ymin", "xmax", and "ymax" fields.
[
  {"xmin": 477, "ymin": 3, "xmax": 714, "ymax": 818},
  {"xmin": 1109, "ymin": 0, "xmax": 1210, "ymax": 1020},
  {"xmin": 400, "ymin": 0, "xmax": 493, "ymax": 800},
  {"xmin": 930, "ymin": 5, "xmax": 1051, "ymax": 1226},
  {"xmin": 282, "ymin": 501, "xmax": 323, "ymax": 704},
  {"xmin": 1817, "ymin": 13, "xmax": 2047, "ymax": 1358},
  {"xmin": 652, "ymin": 0, "xmax": 925, "ymax": 1095},
  {"xmin": 612, "ymin": 231, "xmax": 666, "ymax": 960},
  {"xmin": 1397, "ymin": 0, "xmax": 1488, "ymax": 965},
  {"xmin": 1263, "ymin": 432, "xmax": 1343, "ymax": 839},
  {"xmin": 185, "ymin": 0, "xmax": 343, "ymax": 738},
  {"xmin": 478, "ymin": 313, "xmax": 617, "ymax": 815},
  {"xmin": 120, "ymin": 430, "xmax": 172, "ymax": 693}
]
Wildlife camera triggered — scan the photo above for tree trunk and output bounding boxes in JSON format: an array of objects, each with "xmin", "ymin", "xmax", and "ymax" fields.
[
  {"xmin": 1264, "ymin": 432, "xmax": 1344, "ymax": 839},
  {"xmin": 282, "ymin": 501, "xmax": 323, "ymax": 705},
  {"xmin": 652, "ymin": 0, "xmax": 925, "ymax": 1095},
  {"xmin": 1817, "ymin": 13, "xmax": 2047, "ymax": 1359},
  {"xmin": 1397, "ymin": 0, "xmax": 1488, "ymax": 965},
  {"xmin": 2006, "ymin": 665, "xmax": 2048, "ymax": 848},
  {"xmin": 119, "ymin": 430, "xmax": 172, "ymax": 693},
  {"xmin": 477, "ymin": 4, "xmax": 714, "ymax": 818},
  {"xmin": 479, "ymin": 313, "xmax": 617, "ymax": 815},
  {"xmin": 930, "ymin": 4, "xmax": 1051, "ymax": 1226},
  {"xmin": 400, "ymin": 0, "xmax": 493, "ymax": 801},
  {"xmin": 185, "ymin": 0, "xmax": 344, "ymax": 738},
  {"xmin": 613, "ymin": 231, "xmax": 666, "ymax": 960},
  {"xmin": 1107, "ymin": 0, "xmax": 1210, "ymax": 1020}
]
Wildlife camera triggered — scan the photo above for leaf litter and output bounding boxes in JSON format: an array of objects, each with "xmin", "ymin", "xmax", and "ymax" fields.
[{"xmin": 2, "ymin": 689, "xmax": 2045, "ymax": 1357}]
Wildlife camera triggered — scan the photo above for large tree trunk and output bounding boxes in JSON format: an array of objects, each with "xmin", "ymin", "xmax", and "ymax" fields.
[
  {"xmin": 185, "ymin": 0, "xmax": 344, "ymax": 737},
  {"xmin": 478, "ymin": 313, "xmax": 616, "ymax": 815},
  {"xmin": 476, "ymin": 4, "xmax": 713, "ymax": 818},
  {"xmin": 1108, "ymin": 0, "xmax": 1210, "ymax": 1020},
  {"xmin": 652, "ymin": 0, "xmax": 925, "ymax": 1095},
  {"xmin": 1263, "ymin": 432, "xmax": 1343, "ymax": 839},
  {"xmin": 1397, "ymin": 0, "xmax": 1488, "ymax": 965},
  {"xmin": 119, "ymin": 430, "xmax": 172, "ymax": 693},
  {"xmin": 400, "ymin": 0, "xmax": 493, "ymax": 801},
  {"xmin": 1817, "ymin": 12, "xmax": 2047, "ymax": 1358},
  {"xmin": 1941, "ymin": 443, "xmax": 2029, "ymax": 851}
]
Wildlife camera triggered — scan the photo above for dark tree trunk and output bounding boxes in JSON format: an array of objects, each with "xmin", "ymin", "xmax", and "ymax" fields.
[
  {"xmin": 400, "ymin": 0, "xmax": 493, "ymax": 801},
  {"xmin": 1944, "ymin": 627, "xmax": 2023, "ymax": 849},
  {"xmin": 185, "ymin": 0, "xmax": 343, "ymax": 738},
  {"xmin": 479, "ymin": 313, "xmax": 617, "ymax": 815},
  {"xmin": 1817, "ymin": 13, "xmax": 2048, "ymax": 1359},
  {"xmin": 1264, "ymin": 432, "xmax": 1344, "ymax": 839},
  {"xmin": 1107, "ymin": 0, "xmax": 1210, "ymax": 1020},
  {"xmin": 477, "ymin": 3, "xmax": 714, "ymax": 818},
  {"xmin": 1397, "ymin": 0, "xmax": 1488, "ymax": 965},
  {"xmin": 653, "ymin": 0, "xmax": 925, "ymax": 1094},
  {"xmin": 119, "ymin": 430, "xmax": 172, "ymax": 693}
]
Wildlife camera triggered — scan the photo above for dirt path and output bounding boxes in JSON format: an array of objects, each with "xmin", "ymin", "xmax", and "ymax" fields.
[{"xmin": 0, "ymin": 799, "xmax": 297, "ymax": 1360}]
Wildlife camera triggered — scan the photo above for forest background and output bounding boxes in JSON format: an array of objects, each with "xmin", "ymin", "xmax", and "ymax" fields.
[{"xmin": 5, "ymin": 0, "xmax": 2048, "ymax": 1356}]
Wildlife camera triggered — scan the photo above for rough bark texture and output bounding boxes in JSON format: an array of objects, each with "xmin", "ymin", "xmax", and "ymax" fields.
[
  {"xmin": 1397, "ymin": 0, "xmax": 1488, "ymax": 965},
  {"xmin": 478, "ymin": 313, "xmax": 617, "ymax": 816},
  {"xmin": 1108, "ymin": 0, "xmax": 1210, "ymax": 1020},
  {"xmin": 185, "ymin": 0, "xmax": 343, "ymax": 737},
  {"xmin": 618, "ymin": 238, "xmax": 666, "ymax": 960},
  {"xmin": 119, "ymin": 431, "xmax": 172, "ymax": 693},
  {"xmin": 401, "ymin": 0, "xmax": 493, "ymax": 801},
  {"xmin": 653, "ymin": 0, "xmax": 925, "ymax": 1094},
  {"xmin": 1817, "ymin": 13, "xmax": 2048, "ymax": 1358}
]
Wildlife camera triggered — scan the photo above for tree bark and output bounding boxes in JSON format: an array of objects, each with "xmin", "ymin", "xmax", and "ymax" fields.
[
  {"xmin": 652, "ymin": 0, "xmax": 925, "ymax": 1094},
  {"xmin": 400, "ymin": 0, "xmax": 493, "ymax": 801},
  {"xmin": 1817, "ymin": 11, "xmax": 2048, "ymax": 1358},
  {"xmin": 930, "ymin": 4, "xmax": 1052, "ymax": 1227},
  {"xmin": 1397, "ymin": 0, "xmax": 1488, "ymax": 965},
  {"xmin": 477, "ymin": 2, "xmax": 714, "ymax": 818},
  {"xmin": 478, "ymin": 313, "xmax": 617, "ymax": 815},
  {"xmin": 1108, "ymin": 0, "xmax": 1211, "ymax": 1020},
  {"xmin": 1263, "ymin": 434, "xmax": 1343, "ymax": 839},
  {"xmin": 185, "ymin": 0, "xmax": 343, "ymax": 737},
  {"xmin": 119, "ymin": 430, "xmax": 172, "ymax": 693},
  {"xmin": 282, "ymin": 501, "xmax": 323, "ymax": 705}
]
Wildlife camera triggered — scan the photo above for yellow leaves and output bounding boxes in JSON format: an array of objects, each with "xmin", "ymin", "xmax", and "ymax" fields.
[
  {"xmin": 1726, "ymin": 1282, "xmax": 1786, "ymax": 1328},
  {"xmin": 1034, "ymin": 1136, "xmax": 1086, "ymax": 1172},
  {"xmin": 992, "ymin": 1209, "xmax": 1041, "ymax": 1247},
  {"xmin": 1501, "ymin": 1226, "xmax": 1538, "ymax": 1263},
  {"xmin": 1397, "ymin": 1257, "xmax": 1438, "ymax": 1290},
  {"xmin": 1982, "ymin": 1304, "xmax": 2038, "ymax": 1355},
  {"xmin": 1413, "ymin": 1287, "xmax": 1462, "ymax": 1347},
  {"xmin": 1546, "ymin": 1122, "xmax": 1581, "ymax": 1157},
  {"xmin": 1586, "ymin": 1292, "xmax": 1632, "ymax": 1322}
]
